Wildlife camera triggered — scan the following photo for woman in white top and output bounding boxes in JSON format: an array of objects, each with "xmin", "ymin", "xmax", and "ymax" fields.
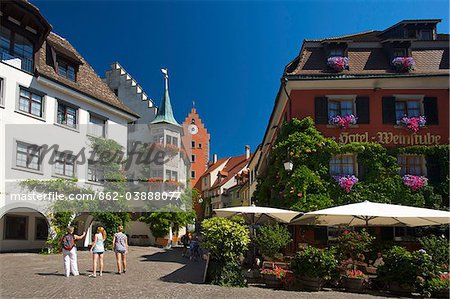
[{"xmin": 89, "ymin": 227, "xmax": 106, "ymax": 277}]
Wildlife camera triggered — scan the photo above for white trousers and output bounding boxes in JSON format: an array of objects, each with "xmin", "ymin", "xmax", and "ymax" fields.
[{"xmin": 62, "ymin": 247, "xmax": 79, "ymax": 277}]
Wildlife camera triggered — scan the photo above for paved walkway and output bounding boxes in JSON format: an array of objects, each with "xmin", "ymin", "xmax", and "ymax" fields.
[{"xmin": 0, "ymin": 246, "xmax": 385, "ymax": 298}]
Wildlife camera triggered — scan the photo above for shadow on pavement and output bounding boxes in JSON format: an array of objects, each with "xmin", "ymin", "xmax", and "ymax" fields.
[{"xmin": 140, "ymin": 247, "xmax": 206, "ymax": 284}]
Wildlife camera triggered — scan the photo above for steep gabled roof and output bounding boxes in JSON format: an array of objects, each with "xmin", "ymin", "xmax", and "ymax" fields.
[{"xmin": 37, "ymin": 32, "xmax": 138, "ymax": 117}]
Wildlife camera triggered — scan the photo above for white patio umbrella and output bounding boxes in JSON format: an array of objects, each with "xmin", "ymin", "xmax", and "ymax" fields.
[
  {"xmin": 214, "ymin": 204, "xmax": 302, "ymax": 224},
  {"xmin": 291, "ymin": 200, "xmax": 450, "ymax": 227}
]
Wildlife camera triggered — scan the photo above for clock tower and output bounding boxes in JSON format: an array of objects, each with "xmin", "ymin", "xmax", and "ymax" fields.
[{"xmin": 183, "ymin": 107, "xmax": 210, "ymax": 189}]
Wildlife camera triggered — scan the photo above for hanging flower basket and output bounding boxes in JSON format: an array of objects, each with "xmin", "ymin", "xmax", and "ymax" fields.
[
  {"xmin": 397, "ymin": 115, "xmax": 426, "ymax": 133},
  {"xmin": 402, "ymin": 175, "xmax": 428, "ymax": 191},
  {"xmin": 392, "ymin": 57, "xmax": 415, "ymax": 72},
  {"xmin": 327, "ymin": 56, "xmax": 349, "ymax": 72},
  {"xmin": 328, "ymin": 114, "xmax": 357, "ymax": 129},
  {"xmin": 334, "ymin": 175, "xmax": 358, "ymax": 193}
]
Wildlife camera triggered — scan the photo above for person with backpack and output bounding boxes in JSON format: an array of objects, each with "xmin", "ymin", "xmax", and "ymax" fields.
[
  {"xmin": 60, "ymin": 226, "xmax": 86, "ymax": 277},
  {"xmin": 89, "ymin": 227, "xmax": 106, "ymax": 278},
  {"xmin": 112, "ymin": 225, "xmax": 128, "ymax": 274},
  {"xmin": 181, "ymin": 233, "xmax": 191, "ymax": 258}
]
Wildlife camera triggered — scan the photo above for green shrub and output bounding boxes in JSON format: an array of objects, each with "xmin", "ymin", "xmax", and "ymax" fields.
[
  {"xmin": 377, "ymin": 246, "xmax": 436, "ymax": 293},
  {"xmin": 202, "ymin": 217, "xmax": 250, "ymax": 261},
  {"xmin": 420, "ymin": 235, "xmax": 450, "ymax": 270},
  {"xmin": 202, "ymin": 217, "xmax": 250, "ymax": 287},
  {"xmin": 255, "ymin": 223, "xmax": 291, "ymax": 259},
  {"xmin": 291, "ymin": 246, "xmax": 338, "ymax": 279}
]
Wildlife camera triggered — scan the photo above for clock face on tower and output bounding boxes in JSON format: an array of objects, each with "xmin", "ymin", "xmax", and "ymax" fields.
[{"xmin": 188, "ymin": 124, "xmax": 199, "ymax": 135}]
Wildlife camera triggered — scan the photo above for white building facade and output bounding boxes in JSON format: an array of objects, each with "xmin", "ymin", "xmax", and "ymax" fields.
[{"xmin": 0, "ymin": 0, "xmax": 138, "ymax": 251}]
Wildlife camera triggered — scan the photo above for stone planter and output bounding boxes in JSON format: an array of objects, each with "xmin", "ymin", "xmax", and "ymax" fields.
[
  {"xmin": 388, "ymin": 282, "xmax": 413, "ymax": 296},
  {"xmin": 343, "ymin": 277, "xmax": 365, "ymax": 293},
  {"xmin": 299, "ymin": 276, "xmax": 324, "ymax": 291},
  {"xmin": 262, "ymin": 274, "xmax": 282, "ymax": 288}
]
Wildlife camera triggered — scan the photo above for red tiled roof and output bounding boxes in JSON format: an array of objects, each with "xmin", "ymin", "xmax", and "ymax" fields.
[
  {"xmin": 37, "ymin": 32, "xmax": 138, "ymax": 117},
  {"xmin": 286, "ymin": 45, "xmax": 449, "ymax": 77},
  {"xmin": 210, "ymin": 154, "xmax": 251, "ymax": 189},
  {"xmin": 286, "ymin": 19, "xmax": 449, "ymax": 78}
]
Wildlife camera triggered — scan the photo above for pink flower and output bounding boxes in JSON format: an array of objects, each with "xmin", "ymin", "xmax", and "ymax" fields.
[
  {"xmin": 398, "ymin": 116, "xmax": 426, "ymax": 133},
  {"xmin": 402, "ymin": 175, "xmax": 428, "ymax": 191},
  {"xmin": 334, "ymin": 175, "xmax": 358, "ymax": 193}
]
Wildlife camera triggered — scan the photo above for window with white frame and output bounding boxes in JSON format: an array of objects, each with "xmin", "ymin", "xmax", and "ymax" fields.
[
  {"xmin": 191, "ymin": 170, "xmax": 196, "ymax": 178},
  {"xmin": 328, "ymin": 99, "xmax": 354, "ymax": 117},
  {"xmin": 57, "ymin": 101, "xmax": 78, "ymax": 128},
  {"xmin": 88, "ymin": 114, "xmax": 106, "ymax": 137},
  {"xmin": 165, "ymin": 170, "xmax": 178, "ymax": 181},
  {"xmin": 54, "ymin": 151, "xmax": 76, "ymax": 177},
  {"xmin": 151, "ymin": 169, "xmax": 163, "ymax": 178},
  {"xmin": 329, "ymin": 154, "xmax": 356, "ymax": 176},
  {"xmin": 16, "ymin": 141, "xmax": 41, "ymax": 171},
  {"xmin": 395, "ymin": 99, "xmax": 421, "ymax": 121},
  {"xmin": 191, "ymin": 141, "xmax": 196, "ymax": 148},
  {"xmin": 19, "ymin": 87, "xmax": 44, "ymax": 117},
  {"xmin": 191, "ymin": 155, "xmax": 196, "ymax": 162},
  {"xmin": 88, "ymin": 160, "xmax": 104, "ymax": 183},
  {"xmin": 329, "ymin": 48, "xmax": 344, "ymax": 57},
  {"xmin": 398, "ymin": 155, "xmax": 425, "ymax": 176}
]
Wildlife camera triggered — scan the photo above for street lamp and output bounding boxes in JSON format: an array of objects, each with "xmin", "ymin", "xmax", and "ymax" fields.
[{"xmin": 283, "ymin": 160, "xmax": 293, "ymax": 172}]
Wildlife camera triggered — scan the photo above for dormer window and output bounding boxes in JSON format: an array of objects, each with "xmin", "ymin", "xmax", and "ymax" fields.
[
  {"xmin": 419, "ymin": 29, "xmax": 433, "ymax": 41},
  {"xmin": 329, "ymin": 48, "xmax": 344, "ymax": 57},
  {"xmin": 393, "ymin": 48, "xmax": 408, "ymax": 58},
  {"xmin": 57, "ymin": 57, "xmax": 76, "ymax": 81}
]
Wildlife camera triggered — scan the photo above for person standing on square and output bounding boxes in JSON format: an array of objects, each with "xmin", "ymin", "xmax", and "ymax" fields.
[
  {"xmin": 61, "ymin": 226, "xmax": 86, "ymax": 277},
  {"xmin": 112, "ymin": 225, "xmax": 128, "ymax": 274}
]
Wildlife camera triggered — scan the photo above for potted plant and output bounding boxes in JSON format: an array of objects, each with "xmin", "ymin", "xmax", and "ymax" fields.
[
  {"xmin": 392, "ymin": 56, "xmax": 416, "ymax": 72},
  {"xmin": 428, "ymin": 273, "xmax": 450, "ymax": 298},
  {"xmin": 377, "ymin": 246, "xmax": 435, "ymax": 296},
  {"xmin": 291, "ymin": 246, "xmax": 338, "ymax": 291},
  {"xmin": 328, "ymin": 114, "xmax": 357, "ymax": 129},
  {"xmin": 343, "ymin": 270, "xmax": 367, "ymax": 293},
  {"xmin": 255, "ymin": 223, "xmax": 291, "ymax": 262},
  {"xmin": 397, "ymin": 115, "xmax": 426, "ymax": 133},
  {"xmin": 260, "ymin": 266, "xmax": 291, "ymax": 288}
]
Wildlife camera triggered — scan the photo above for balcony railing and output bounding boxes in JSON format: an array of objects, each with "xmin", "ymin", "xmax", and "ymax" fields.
[{"xmin": 1, "ymin": 51, "xmax": 33, "ymax": 73}]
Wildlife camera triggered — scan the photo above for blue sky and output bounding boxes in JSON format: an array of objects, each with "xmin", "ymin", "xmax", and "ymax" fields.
[{"xmin": 34, "ymin": 0, "xmax": 449, "ymax": 158}]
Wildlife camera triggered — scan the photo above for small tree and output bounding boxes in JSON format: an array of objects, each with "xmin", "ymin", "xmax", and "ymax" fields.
[
  {"xmin": 420, "ymin": 235, "xmax": 450, "ymax": 270},
  {"xmin": 336, "ymin": 229, "xmax": 374, "ymax": 263},
  {"xmin": 255, "ymin": 223, "xmax": 291, "ymax": 259}
]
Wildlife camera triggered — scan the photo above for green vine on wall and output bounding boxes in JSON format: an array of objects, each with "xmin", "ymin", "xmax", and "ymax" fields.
[{"xmin": 253, "ymin": 117, "xmax": 449, "ymax": 212}]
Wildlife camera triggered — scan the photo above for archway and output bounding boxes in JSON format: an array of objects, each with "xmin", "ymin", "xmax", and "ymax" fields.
[{"xmin": 0, "ymin": 207, "xmax": 50, "ymax": 252}]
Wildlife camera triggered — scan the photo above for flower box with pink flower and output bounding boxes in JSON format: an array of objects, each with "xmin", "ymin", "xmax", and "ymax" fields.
[
  {"xmin": 329, "ymin": 114, "xmax": 358, "ymax": 129},
  {"xmin": 334, "ymin": 175, "xmax": 358, "ymax": 193},
  {"xmin": 397, "ymin": 115, "xmax": 426, "ymax": 133},
  {"xmin": 327, "ymin": 56, "xmax": 349, "ymax": 72},
  {"xmin": 392, "ymin": 57, "xmax": 416, "ymax": 72},
  {"xmin": 402, "ymin": 175, "xmax": 428, "ymax": 191}
]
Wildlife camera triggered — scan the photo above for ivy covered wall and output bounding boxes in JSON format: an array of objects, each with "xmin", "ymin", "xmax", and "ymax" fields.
[{"xmin": 253, "ymin": 117, "xmax": 449, "ymax": 212}]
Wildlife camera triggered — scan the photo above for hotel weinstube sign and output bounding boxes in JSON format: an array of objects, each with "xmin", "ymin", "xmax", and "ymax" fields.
[{"xmin": 337, "ymin": 132, "xmax": 442, "ymax": 146}]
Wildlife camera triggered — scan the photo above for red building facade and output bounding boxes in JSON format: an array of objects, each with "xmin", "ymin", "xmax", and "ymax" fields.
[{"xmin": 257, "ymin": 19, "xmax": 449, "ymax": 250}]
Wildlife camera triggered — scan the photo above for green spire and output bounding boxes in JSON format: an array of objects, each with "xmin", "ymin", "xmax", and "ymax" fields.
[{"xmin": 151, "ymin": 68, "xmax": 181, "ymax": 126}]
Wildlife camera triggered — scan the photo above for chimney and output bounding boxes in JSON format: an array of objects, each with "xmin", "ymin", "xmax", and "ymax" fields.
[
  {"xmin": 213, "ymin": 154, "xmax": 218, "ymax": 164},
  {"xmin": 245, "ymin": 145, "xmax": 250, "ymax": 159}
]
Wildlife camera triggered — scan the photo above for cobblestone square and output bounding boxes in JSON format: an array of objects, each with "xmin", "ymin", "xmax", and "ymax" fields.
[{"xmin": 0, "ymin": 246, "xmax": 387, "ymax": 299}]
